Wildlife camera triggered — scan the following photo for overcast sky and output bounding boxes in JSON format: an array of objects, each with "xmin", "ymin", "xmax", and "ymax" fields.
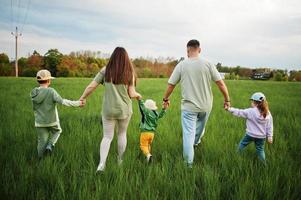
[{"xmin": 0, "ymin": 0, "xmax": 300, "ymax": 69}]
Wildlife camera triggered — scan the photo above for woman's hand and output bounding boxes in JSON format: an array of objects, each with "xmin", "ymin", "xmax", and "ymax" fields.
[
  {"xmin": 136, "ymin": 93, "xmax": 142, "ymax": 100},
  {"xmin": 79, "ymin": 99, "xmax": 86, "ymax": 107},
  {"xmin": 128, "ymin": 85, "xmax": 142, "ymax": 99},
  {"xmin": 80, "ymin": 80, "xmax": 99, "ymax": 101}
]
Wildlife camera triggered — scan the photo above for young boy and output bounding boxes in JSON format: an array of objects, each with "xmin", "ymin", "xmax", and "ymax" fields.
[
  {"xmin": 138, "ymin": 98, "xmax": 168, "ymax": 163},
  {"xmin": 31, "ymin": 69, "xmax": 84, "ymax": 158}
]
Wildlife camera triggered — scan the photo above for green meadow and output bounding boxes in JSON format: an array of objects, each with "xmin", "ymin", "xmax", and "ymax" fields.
[{"xmin": 0, "ymin": 77, "xmax": 300, "ymax": 199}]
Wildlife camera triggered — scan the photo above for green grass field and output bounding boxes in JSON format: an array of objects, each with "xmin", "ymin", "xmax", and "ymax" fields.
[{"xmin": 0, "ymin": 77, "xmax": 300, "ymax": 200}]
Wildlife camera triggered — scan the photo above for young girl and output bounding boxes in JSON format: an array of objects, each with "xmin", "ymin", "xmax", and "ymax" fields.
[{"xmin": 226, "ymin": 92, "xmax": 273, "ymax": 162}]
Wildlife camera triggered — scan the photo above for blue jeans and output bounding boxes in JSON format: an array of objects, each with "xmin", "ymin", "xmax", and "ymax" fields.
[
  {"xmin": 238, "ymin": 134, "xmax": 266, "ymax": 161},
  {"xmin": 181, "ymin": 110, "xmax": 210, "ymax": 164}
]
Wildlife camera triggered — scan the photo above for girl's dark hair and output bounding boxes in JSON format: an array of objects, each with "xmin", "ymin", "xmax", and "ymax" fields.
[
  {"xmin": 105, "ymin": 47, "xmax": 136, "ymax": 85},
  {"xmin": 255, "ymin": 100, "xmax": 269, "ymax": 118}
]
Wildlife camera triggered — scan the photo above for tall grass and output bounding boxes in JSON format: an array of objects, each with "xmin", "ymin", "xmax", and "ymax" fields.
[{"xmin": 0, "ymin": 77, "xmax": 300, "ymax": 199}]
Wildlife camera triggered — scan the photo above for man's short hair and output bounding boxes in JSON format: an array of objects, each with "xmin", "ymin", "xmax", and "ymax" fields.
[{"xmin": 187, "ymin": 39, "xmax": 200, "ymax": 48}]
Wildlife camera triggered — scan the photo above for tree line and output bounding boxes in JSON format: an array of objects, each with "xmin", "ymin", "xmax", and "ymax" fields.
[
  {"xmin": 0, "ymin": 49, "xmax": 177, "ymax": 78},
  {"xmin": 0, "ymin": 50, "xmax": 300, "ymax": 81}
]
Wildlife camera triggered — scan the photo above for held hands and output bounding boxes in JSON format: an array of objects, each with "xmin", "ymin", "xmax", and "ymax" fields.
[
  {"xmin": 79, "ymin": 98, "xmax": 86, "ymax": 108},
  {"xmin": 224, "ymin": 101, "xmax": 231, "ymax": 110},
  {"xmin": 162, "ymin": 98, "xmax": 170, "ymax": 109},
  {"xmin": 135, "ymin": 92, "xmax": 142, "ymax": 100},
  {"xmin": 267, "ymin": 137, "xmax": 273, "ymax": 144},
  {"xmin": 162, "ymin": 101, "xmax": 169, "ymax": 109}
]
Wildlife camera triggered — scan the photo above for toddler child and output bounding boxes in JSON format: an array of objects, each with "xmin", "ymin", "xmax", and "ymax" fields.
[{"xmin": 138, "ymin": 98, "xmax": 168, "ymax": 163}]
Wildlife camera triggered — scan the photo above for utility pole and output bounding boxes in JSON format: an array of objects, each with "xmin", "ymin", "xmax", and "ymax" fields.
[{"xmin": 11, "ymin": 27, "xmax": 22, "ymax": 77}]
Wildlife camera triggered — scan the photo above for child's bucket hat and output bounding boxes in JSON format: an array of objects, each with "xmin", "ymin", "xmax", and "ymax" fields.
[{"xmin": 144, "ymin": 99, "xmax": 158, "ymax": 110}]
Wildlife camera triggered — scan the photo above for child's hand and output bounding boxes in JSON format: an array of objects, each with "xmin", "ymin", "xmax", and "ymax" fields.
[
  {"xmin": 224, "ymin": 101, "xmax": 231, "ymax": 110},
  {"xmin": 163, "ymin": 102, "xmax": 169, "ymax": 109},
  {"xmin": 267, "ymin": 137, "xmax": 273, "ymax": 144},
  {"xmin": 79, "ymin": 99, "xmax": 86, "ymax": 107},
  {"xmin": 136, "ymin": 93, "xmax": 142, "ymax": 100}
]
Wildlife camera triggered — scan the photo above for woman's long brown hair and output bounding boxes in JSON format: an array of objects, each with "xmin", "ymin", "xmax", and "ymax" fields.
[
  {"xmin": 255, "ymin": 100, "xmax": 269, "ymax": 118},
  {"xmin": 105, "ymin": 47, "xmax": 135, "ymax": 85}
]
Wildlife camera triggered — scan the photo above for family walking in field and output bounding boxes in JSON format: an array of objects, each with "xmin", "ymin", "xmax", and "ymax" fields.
[{"xmin": 30, "ymin": 39, "xmax": 273, "ymax": 172}]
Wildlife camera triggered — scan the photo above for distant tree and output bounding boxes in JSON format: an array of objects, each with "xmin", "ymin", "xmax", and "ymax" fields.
[
  {"xmin": 288, "ymin": 70, "xmax": 300, "ymax": 81},
  {"xmin": 216, "ymin": 62, "xmax": 222, "ymax": 71},
  {"xmin": 85, "ymin": 63, "xmax": 100, "ymax": 77},
  {"xmin": 95, "ymin": 58, "xmax": 108, "ymax": 69},
  {"xmin": 57, "ymin": 56, "xmax": 77, "ymax": 77},
  {"xmin": 0, "ymin": 53, "xmax": 9, "ymax": 64},
  {"xmin": 27, "ymin": 53, "xmax": 43, "ymax": 68},
  {"xmin": 0, "ymin": 53, "xmax": 12, "ymax": 76},
  {"xmin": 18, "ymin": 57, "xmax": 28, "ymax": 75},
  {"xmin": 22, "ymin": 68, "xmax": 39, "ymax": 77},
  {"xmin": 32, "ymin": 50, "xmax": 40, "ymax": 56},
  {"xmin": 56, "ymin": 65, "xmax": 70, "ymax": 77},
  {"xmin": 44, "ymin": 49, "xmax": 63, "ymax": 77},
  {"xmin": 225, "ymin": 72, "xmax": 239, "ymax": 80},
  {"xmin": 238, "ymin": 68, "xmax": 252, "ymax": 78},
  {"xmin": 282, "ymin": 75, "xmax": 289, "ymax": 81},
  {"xmin": 233, "ymin": 66, "xmax": 240, "ymax": 75},
  {"xmin": 0, "ymin": 64, "xmax": 13, "ymax": 76},
  {"xmin": 141, "ymin": 67, "xmax": 153, "ymax": 78},
  {"xmin": 274, "ymin": 72, "xmax": 283, "ymax": 81},
  {"xmin": 87, "ymin": 57, "xmax": 96, "ymax": 64},
  {"xmin": 294, "ymin": 72, "xmax": 301, "ymax": 81}
]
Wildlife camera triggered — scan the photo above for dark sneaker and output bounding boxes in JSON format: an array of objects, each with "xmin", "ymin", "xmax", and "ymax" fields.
[
  {"xmin": 44, "ymin": 148, "xmax": 52, "ymax": 156},
  {"xmin": 194, "ymin": 142, "xmax": 202, "ymax": 149},
  {"xmin": 187, "ymin": 163, "xmax": 193, "ymax": 169},
  {"xmin": 45, "ymin": 144, "xmax": 54, "ymax": 156}
]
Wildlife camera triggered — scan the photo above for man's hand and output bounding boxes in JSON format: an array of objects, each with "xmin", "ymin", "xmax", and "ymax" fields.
[
  {"xmin": 163, "ymin": 101, "xmax": 169, "ymax": 109},
  {"xmin": 267, "ymin": 137, "xmax": 273, "ymax": 144},
  {"xmin": 216, "ymin": 80, "xmax": 230, "ymax": 110},
  {"xmin": 224, "ymin": 101, "xmax": 231, "ymax": 110},
  {"xmin": 162, "ymin": 84, "xmax": 175, "ymax": 108},
  {"xmin": 162, "ymin": 99, "xmax": 170, "ymax": 109}
]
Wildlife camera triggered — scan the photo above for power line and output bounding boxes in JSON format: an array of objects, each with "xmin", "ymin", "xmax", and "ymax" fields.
[
  {"xmin": 17, "ymin": 0, "xmax": 21, "ymax": 27},
  {"xmin": 10, "ymin": 0, "xmax": 14, "ymax": 61},
  {"xmin": 20, "ymin": 0, "xmax": 32, "ymax": 33},
  {"xmin": 10, "ymin": 0, "xmax": 14, "ymax": 31}
]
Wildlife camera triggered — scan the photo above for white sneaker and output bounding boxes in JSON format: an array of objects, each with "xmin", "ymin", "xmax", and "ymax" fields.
[
  {"xmin": 96, "ymin": 163, "xmax": 105, "ymax": 173},
  {"xmin": 146, "ymin": 154, "xmax": 152, "ymax": 163}
]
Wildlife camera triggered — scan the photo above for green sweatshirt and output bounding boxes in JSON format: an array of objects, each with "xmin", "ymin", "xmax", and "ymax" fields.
[
  {"xmin": 138, "ymin": 100, "xmax": 166, "ymax": 133},
  {"xmin": 30, "ymin": 87, "xmax": 80, "ymax": 127}
]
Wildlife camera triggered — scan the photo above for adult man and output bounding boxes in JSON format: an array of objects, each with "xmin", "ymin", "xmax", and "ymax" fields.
[{"xmin": 163, "ymin": 39, "xmax": 230, "ymax": 167}]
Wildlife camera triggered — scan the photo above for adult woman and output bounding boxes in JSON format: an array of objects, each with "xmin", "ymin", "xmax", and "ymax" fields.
[{"xmin": 80, "ymin": 47, "xmax": 141, "ymax": 172}]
